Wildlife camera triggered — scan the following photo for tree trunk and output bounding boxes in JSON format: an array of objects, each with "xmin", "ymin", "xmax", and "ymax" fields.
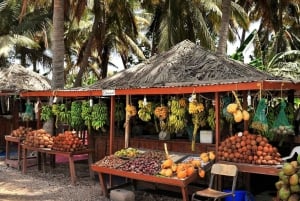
[
  {"xmin": 52, "ymin": 0, "xmax": 65, "ymax": 89},
  {"xmin": 74, "ymin": 0, "xmax": 103, "ymax": 87},
  {"xmin": 216, "ymin": 0, "xmax": 231, "ymax": 56}
]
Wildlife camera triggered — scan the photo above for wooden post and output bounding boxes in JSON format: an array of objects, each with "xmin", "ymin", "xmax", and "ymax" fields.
[
  {"xmin": 109, "ymin": 96, "xmax": 115, "ymax": 155},
  {"xmin": 125, "ymin": 95, "xmax": 130, "ymax": 148},
  {"xmin": 214, "ymin": 92, "xmax": 220, "ymax": 153}
]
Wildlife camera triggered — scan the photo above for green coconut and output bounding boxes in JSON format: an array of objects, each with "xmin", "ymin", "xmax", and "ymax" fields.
[
  {"xmin": 289, "ymin": 173, "xmax": 299, "ymax": 186},
  {"xmin": 279, "ymin": 186, "xmax": 291, "ymax": 200},
  {"xmin": 283, "ymin": 162, "xmax": 296, "ymax": 176},
  {"xmin": 290, "ymin": 184, "xmax": 300, "ymax": 193},
  {"xmin": 288, "ymin": 193, "xmax": 300, "ymax": 201}
]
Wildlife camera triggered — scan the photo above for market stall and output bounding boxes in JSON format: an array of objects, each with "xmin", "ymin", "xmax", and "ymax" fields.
[{"xmin": 20, "ymin": 40, "xmax": 300, "ymax": 198}]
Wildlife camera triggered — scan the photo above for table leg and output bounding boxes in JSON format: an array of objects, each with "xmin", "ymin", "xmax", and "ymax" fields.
[
  {"xmin": 68, "ymin": 156, "xmax": 76, "ymax": 185},
  {"xmin": 98, "ymin": 173, "xmax": 107, "ymax": 197},
  {"xmin": 17, "ymin": 142, "xmax": 21, "ymax": 170},
  {"xmin": 5, "ymin": 140, "xmax": 10, "ymax": 166},
  {"xmin": 41, "ymin": 153, "xmax": 46, "ymax": 173},
  {"xmin": 22, "ymin": 148, "xmax": 27, "ymax": 174},
  {"xmin": 88, "ymin": 153, "xmax": 94, "ymax": 179},
  {"xmin": 181, "ymin": 186, "xmax": 189, "ymax": 201}
]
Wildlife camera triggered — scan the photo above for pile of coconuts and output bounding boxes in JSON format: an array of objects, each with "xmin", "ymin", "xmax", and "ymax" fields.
[
  {"xmin": 217, "ymin": 131, "xmax": 282, "ymax": 165},
  {"xmin": 275, "ymin": 156, "xmax": 300, "ymax": 201}
]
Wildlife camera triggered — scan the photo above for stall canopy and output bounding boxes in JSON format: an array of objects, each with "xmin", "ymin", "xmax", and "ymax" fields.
[
  {"xmin": 0, "ymin": 64, "xmax": 51, "ymax": 95},
  {"xmin": 20, "ymin": 40, "xmax": 300, "ymax": 97}
]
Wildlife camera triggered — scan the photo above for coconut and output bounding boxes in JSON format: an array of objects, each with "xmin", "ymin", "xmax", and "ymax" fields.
[
  {"xmin": 282, "ymin": 163, "xmax": 296, "ymax": 176},
  {"xmin": 279, "ymin": 186, "xmax": 291, "ymax": 200}
]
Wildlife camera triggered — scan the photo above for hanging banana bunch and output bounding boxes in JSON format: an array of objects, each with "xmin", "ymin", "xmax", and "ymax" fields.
[
  {"xmin": 166, "ymin": 97, "xmax": 187, "ymax": 134},
  {"xmin": 81, "ymin": 100, "xmax": 92, "ymax": 129},
  {"xmin": 137, "ymin": 99, "xmax": 152, "ymax": 122},
  {"xmin": 57, "ymin": 103, "xmax": 71, "ymax": 125},
  {"xmin": 154, "ymin": 105, "xmax": 169, "ymax": 131},
  {"xmin": 91, "ymin": 102, "xmax": 108, "ymax": 130},
  {"xmin": 41, "ymin": 105, "xmax": 53, "ymax": 121},
  {"xmin": 226, "ymin": 91, "xmax": 250, "ymax": 123},
  {"xmin": 125, "ymin": 104, "xmax": 137, "ymax": 118},
  {"xmin": 115, "ymin": 102, "xmax": 125, "ymax": 128},
  {"xmin": 188, "ymin": 94, "xmax": 205, "ymax": 151},
  {"xmin": 70, "ymin": 101, "xmax": 84, "ymax": 129}
]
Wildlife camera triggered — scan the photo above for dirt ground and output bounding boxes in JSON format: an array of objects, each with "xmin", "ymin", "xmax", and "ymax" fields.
[{"xmin": 0, "ymin": 159, "xmax": 182, "ymax": 201}]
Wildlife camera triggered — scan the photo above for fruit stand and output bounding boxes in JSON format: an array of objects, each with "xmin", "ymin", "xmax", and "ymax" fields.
[
  {"xmin": 19, "ymin": 40, "xmax": 300, "ymax": 198},
  {"xmin": 91, "ymin": 147, "xmax": 214, "ymax": 201}
]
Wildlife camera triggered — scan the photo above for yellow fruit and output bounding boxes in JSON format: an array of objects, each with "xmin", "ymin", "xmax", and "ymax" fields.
[
  {"xmin": 165, "ymin": 168, "xmax": 173, "ymax": 177},
  {"xmin": 198, "ymin": 168, "xmax": 205, "ymax": 178},
  {"xmin": 200, "ymin": 152, "xmax": 208, "ymax": 160},
  {"xmin": 208, "ymin": 151, "xmax": 216, "ymax": 160},
  {"xmin": 227, "ymin": 103, "xmax": 238, "ymax": 113},
  {"xmin": 191, "ymin": 160, "xmax": 201, "ymax": 167},
  {"xmin": 233, "ymin": 110, "xmax": 243, "ymax": 122},
  {"xmin": 242, "ymin": 110, "xmax": 250, "ymax": 121},
  {"xmin": 162, "ymin": 159, "xmax": 173, "ymax": 169}
]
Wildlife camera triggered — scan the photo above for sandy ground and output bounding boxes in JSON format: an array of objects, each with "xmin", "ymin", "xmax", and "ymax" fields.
[{"xmin": 0, "ymin": 160, "xmax": 182, "ymax": 201}]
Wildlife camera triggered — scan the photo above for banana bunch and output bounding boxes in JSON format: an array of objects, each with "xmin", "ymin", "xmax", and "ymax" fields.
[
  {"xmin": 154, "ymin": 105, "xmax": 168, "ymax": 120},
  {"xmin": 81, "ymin": 100, "xmax": 92, "ymax": 128},
  {"xmin": 188, "ymin": 101, "xmax": 205, "ymax": 114},
  {"xmin": 91, "ymin": 102, "xmax": 108, "ymax": 130},
  {"xmin": 70, "ymin": 101, "xmax": 84, "ymax": 129},
  {"xmin": 126, "ymin": 104, "xmax": 137, "ymax": 117},
  {"xmin": 138, "ymin": 100, "xmax": 152, "ymax": 122},
  {"xmin": 188, "ymin": 97, "xmax": 205, "ymax": 151},
  {"xmin": 41, "ymin": 105, "xmax": 53, "ymax": 121},
  {"xmin": 57, "ymin": 103, "xmax": 71, "ymax": 124},
  {"xmin": 166, "ymin": 98, "xmax": 187, "ymax": 133},
  {"xmin": 115, "ymin": 102, "xmax": 125, "ymax": 122}
]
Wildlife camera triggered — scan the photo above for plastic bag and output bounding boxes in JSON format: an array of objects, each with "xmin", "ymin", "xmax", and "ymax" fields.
[
  {"xmin": 270, "ymin": 100, "xmax": 294, "ymax": 136},
  {"xmin": 250, "ymin": 98, "xmax": 268, "ymax": 133}
]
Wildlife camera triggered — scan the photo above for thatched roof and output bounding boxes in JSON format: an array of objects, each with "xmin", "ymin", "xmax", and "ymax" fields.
[
  {"xmin": 86, "ymin": 40, "xmax": 282, "ymax": 91},
  {"xmin": 0, "ymin": 64, "xmax": 51, "ymax": 92}
]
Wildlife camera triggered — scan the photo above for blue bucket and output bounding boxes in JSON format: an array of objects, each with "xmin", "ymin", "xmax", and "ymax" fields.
[{"xmin": 223, "ymin": 190, "xmax": 254, "ymax": 201}]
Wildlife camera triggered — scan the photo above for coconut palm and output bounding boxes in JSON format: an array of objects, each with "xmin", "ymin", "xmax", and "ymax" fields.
[
  {"xmin": 0, "ymin": 0, "xmax": 51, "ymax": 68},
  {"xmin": 141, "ymin": 0, "xmax": 249, "ymax": 53}
]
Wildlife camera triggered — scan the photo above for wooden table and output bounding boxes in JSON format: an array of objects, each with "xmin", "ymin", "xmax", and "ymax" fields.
[
  {"xmin": 22, "ymin": 145, "xmax": 94, "ymax": 185},
  {"xmin": 5, "ymin": 135, "xmax": 23, "ymax": 170},
  {"xmin": 218, "ymin": 161, "xmax": 281, "ymax": 191},
  {"xmin": 91, "ymin": 164, "xmax": 198, "ymax": 201}
]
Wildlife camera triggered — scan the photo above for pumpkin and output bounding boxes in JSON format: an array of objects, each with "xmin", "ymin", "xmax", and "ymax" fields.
[
  {"xmin": 242, "ymin": 110, "xmax": 250, "ymax": 121},
  {"xmin": 226, "ymin": 103, "xmax": 238, "ymax": 113},
  {"xmin": 233, "ymin": 110, "xmax": 243, "ymax": 122}
]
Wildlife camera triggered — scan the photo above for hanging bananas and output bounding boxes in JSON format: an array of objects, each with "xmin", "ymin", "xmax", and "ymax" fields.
[
  {"xmin": 166, "ymin": 98, "xmax": 187, "ymax": 133},
  {"xmin": 188, "ymin": 95, "xmax": 205, "ymax": 151},
  {"xmin": 91, "ymin": 102, "xmax": 108, "ymax": 130},
  {"xmin": 138, "ymin": 100, "xmax": 152, "ymax": 122},
  {"xmin": 70, "ymin": 101, "xmax": 84, "ymax": 129},
  {"xmin": 81, "ymin": 100, "xmax": 92, "ymax": 128},
  {"xmin": 41, "ymin": 105, "xmax": 53, "ymax": 121},
  {"xmin": 126, "ymin": 104, "xmax": 137, "ymax": 117},
  {"xmin": 115, "ymin": 102, "xmax": 125, "ymax": 122}
]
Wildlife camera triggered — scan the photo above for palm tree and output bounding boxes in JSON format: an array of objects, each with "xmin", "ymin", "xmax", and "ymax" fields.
[
  {"xmin": 141, "ymin": 0, "xmax": 249, "ymax": 53},
  {"xmin": 73, "ymin": 0, "xmax": 147, "ymax": 87},
  {"xmin": 0, "ymin": 0, "xmax": 51, "ymax": 68},
  {"xmin": 52, "ymin": 0, "xmax": 65, "ymax": 89},
  {"xmin": 216, "ymin": 0, "xmax": 231, "ymax": 56}
]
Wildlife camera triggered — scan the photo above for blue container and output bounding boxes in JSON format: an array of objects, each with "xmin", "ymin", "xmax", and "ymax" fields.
[{"xmin": 223, "ymin": 190, "xmax": 252, "ymax": 201}]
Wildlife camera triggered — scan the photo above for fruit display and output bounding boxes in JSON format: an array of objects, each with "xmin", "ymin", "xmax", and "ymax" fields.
[
  {"xmin": 114, "ymin": 147, "xmax": 140, "ymax": 158},
  {"xmin": 188, "ymin": 94, "xmax": 205, "ymax": 151},
  {"xmin": 154, "ymin": 105, "xmax": 168, "ymax": 121},
  {"xmin": 94, "ymin": 155, "xmax": 126, "ymax": 168},
  {"xmin": 125, "ymin": 104, "xmax": 137, "ymax": 117},
  {"xmin": 166, "ymin": 98, "xmax": 187, "ymax": 134},
  {"xmin": 70, "ymin": 101, "xmax": 84, "ymax": 129},
  {"xmin": 275, "ymin": 156, "xmax": 300, "ymax": 201},
  {"xmin": 159, "ymin": 151, "xmax": 215, "ymax": 179},
  {"xmin": 226, "ymin": 91, "xmax": 250, "ymax": 123},
  {"xmin": 217, "ymin": 131, "xmax": 282, "ymax": 165},
  {"xmin": 117, "ymin": 157, "xmax": 161, "ymax": 175},
  {"xmin": 137, "ymin": 99, "xmax": 153, "ymax": 122},
  {"xmin": 23, "ymin": 129, "xmax": 54, "ymax": 148},
  {"xmin": 91, "ymin": 102, "xmax": 108, "ymax": 130},
  {"xmin": 52, "ymin": 131, "xmax": 86, "ymax": 152},
  {"xmin": 10, "ymin": 126, "xmax": 32, "ymax": 138}
]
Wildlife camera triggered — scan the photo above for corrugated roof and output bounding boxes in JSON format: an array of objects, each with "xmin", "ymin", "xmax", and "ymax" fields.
[
  {"xmin": 0, "ymin": 64, "xmax": 51, "ymax": 92},
  {"xmin": 85, "ymin": 40, "xmax": 282, "ymax": 91}
]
